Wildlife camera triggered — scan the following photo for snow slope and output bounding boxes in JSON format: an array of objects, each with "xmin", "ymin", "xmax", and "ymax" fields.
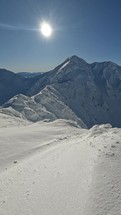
[{"xmin": 0, "ymin": 114, "xmax": 121, "ymax": 215}]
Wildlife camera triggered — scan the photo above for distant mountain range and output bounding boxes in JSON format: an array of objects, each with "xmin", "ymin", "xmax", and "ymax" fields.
[
  {"xmin": 1, "ymin": 55, "xmax": 121, "ymax": 128},
  {"xmin": 18, "ymin": 72, "xmax": 43, "ymax": 78}
]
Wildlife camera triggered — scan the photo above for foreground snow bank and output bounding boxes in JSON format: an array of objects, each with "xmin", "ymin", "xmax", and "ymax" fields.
[{"xmin": 0, "ymin": 115, "xmax": 121, "ymax": 215}]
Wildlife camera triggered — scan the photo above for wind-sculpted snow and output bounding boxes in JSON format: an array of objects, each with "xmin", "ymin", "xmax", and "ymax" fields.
[
  {"xmin": 1, "ymin": 86, "xmax": 86, "ymax": 128},
  {"xmin": 0, "ymin": 115, "xmax": 121, "ymax": 215}
]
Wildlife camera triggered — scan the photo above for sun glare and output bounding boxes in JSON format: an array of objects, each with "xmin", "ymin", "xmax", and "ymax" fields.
[{"xmin": 40, "ymin": 22, "xmax": 52, "ymax": 37}]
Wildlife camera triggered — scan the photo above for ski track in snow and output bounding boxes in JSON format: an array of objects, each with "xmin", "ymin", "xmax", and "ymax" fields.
[{"xmin": 0, "ymin": 114, "xmax": 121, "ymax": 214}]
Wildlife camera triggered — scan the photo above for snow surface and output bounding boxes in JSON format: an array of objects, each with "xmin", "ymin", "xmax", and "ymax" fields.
[
  {"xmin": 58, "ymin": 60, "xmax": 70, "ymax": 71},
  {"xmin": 0, "ymin": 114, "xmax": 121, "ymax": 215}
]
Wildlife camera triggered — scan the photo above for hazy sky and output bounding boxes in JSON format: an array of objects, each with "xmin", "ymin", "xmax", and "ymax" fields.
[{"xmin": 0, "ymin": 0, "xmax": 121, "ymax": 72}]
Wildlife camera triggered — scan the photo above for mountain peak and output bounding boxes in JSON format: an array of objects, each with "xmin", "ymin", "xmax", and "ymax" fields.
[
  {"xmin": 68, "ymin": 55, "xmax": 82, "ymax": 60},
  {"xmin": 67, "ymin": 55, "xmax": 87, "ymax": 64},
  {"xmin": 53, "ymin": 55, "xmax": 88, "ymax": 72}
]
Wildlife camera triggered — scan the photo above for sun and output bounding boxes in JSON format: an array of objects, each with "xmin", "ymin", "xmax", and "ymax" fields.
[{"xmin": 40, "ymin": 22, "xmax": 52, "ymax": 37}]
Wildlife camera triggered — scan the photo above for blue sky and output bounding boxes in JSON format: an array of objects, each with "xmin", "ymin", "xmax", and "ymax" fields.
[{"xmin": 0, "ymin": 0, "xmax": 121, "ymax": 72}]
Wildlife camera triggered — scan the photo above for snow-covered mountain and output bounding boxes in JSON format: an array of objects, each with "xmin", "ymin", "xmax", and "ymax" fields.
[
  {"xmin": 0, "ymin": 69, "xmax": 33, "ymax": 105},
  {"xmin": 51, "ymin": 56, "xmax": 121, "ymax": 127},
  {"xmin": 0, "ymin": 69, "xmax": 45, "ymax": 105},
  {"xmin": 1, "ymin": 55, "xmax": 121, "ymax": 127}
]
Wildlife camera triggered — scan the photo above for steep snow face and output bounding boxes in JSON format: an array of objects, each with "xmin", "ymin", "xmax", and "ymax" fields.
[
  {"xmin": 1, "ymin": 86, "xmax": 86, "ymax": 128},
  {"xmin": 58, "ymin": 56, "xmax": 88, "ymax": 73},
  {"xmin": 58, "ymin": 60, "xmax": 70, "ymax": 71},
  {"xmin": 54, "ymin": 55, "xmax": 88, "ymax": 72},
  {"xmin": 51, "ymin": 58, "xmax": 121, "ymax": 128},
  {"xmin": 26, "ymin": 56, "xmax": 90, "ymax": 96},
  {"xmin": 51, "ymin": 55, "xmax": 91, "ymax": 83}
]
